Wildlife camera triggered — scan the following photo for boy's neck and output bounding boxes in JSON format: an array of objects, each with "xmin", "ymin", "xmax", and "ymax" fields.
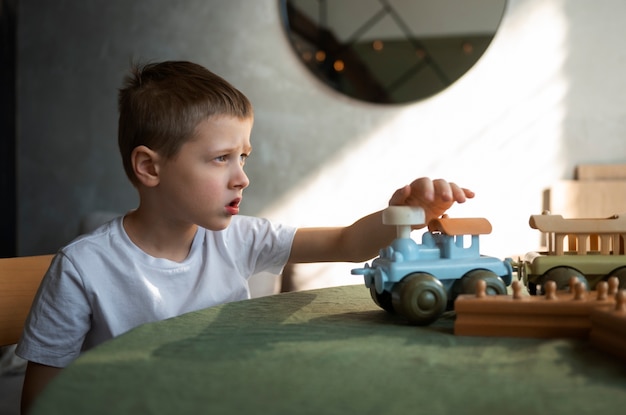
[{"xmin": 122, "ymin": 210, "xmax": 197, "ymax": 263}]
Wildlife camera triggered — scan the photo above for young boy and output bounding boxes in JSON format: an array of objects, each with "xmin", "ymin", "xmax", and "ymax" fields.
[{"xmin": 16, "ymin": 61, "xmax": 474, "ymax": 412}]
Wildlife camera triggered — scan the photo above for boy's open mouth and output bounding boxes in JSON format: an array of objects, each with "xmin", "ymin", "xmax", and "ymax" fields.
[{"xmin": 225, "ymin": 198, "xmax": 241, "ymax": 215}]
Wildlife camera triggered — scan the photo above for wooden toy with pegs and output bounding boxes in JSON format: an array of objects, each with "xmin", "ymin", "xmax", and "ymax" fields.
[
  {"xmin": 454, "ymin": 277, "xmax": 619, "ymax": 338},
  {"xmin": 589, "ymin": 290, "xmax": 626, "ymax": 362}
]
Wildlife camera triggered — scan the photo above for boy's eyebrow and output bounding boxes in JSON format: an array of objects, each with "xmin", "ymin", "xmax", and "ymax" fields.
[{"xmin": 209, "ymin": 144, "xmax": 252, "ymax": 154}]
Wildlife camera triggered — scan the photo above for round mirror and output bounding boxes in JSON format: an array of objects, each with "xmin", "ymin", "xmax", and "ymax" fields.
[{"xmin": 280, "ymin": 0, "xmax": 507, "ymax": 104}]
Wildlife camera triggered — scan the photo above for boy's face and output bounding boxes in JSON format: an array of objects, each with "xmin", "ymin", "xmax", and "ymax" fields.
[{"xmin": 156, "ymin": 115, "xmax": 253, "ymax": 231}]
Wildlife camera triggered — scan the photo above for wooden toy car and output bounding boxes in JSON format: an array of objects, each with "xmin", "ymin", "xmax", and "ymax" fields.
[{"xmin": 520, "ymin": 212, "xmax": 626, "ymax": 295}]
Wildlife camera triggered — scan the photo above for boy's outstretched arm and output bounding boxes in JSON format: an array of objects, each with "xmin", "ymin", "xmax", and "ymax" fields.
[{"xmin": 288, "ymin": 178, "xmax": 474, "ymax": 264}]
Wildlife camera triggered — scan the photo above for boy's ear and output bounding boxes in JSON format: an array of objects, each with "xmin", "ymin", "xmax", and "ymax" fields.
[{"xmin": 131, "ymin": 145, "xmax": 161, "ymax": 187}]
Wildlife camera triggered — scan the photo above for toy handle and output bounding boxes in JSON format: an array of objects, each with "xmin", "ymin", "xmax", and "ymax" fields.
[{"xmin": 382, "ymin": 206, "xmax": 426, "ymax": 239}]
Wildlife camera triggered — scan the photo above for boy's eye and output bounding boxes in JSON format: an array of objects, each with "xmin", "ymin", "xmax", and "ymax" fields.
[{"xmin": 212, "ymin": 152, "xmax": 250, "ymax": 164}]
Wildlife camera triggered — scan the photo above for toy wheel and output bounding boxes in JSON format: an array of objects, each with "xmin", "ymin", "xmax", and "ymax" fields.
[
  {"xmin": 461, "ymin": 269, "xmax": 507, "ymax": 295},
  {"xmin": 540, "ymin": 266, "xmax": 588, "ymax": 294},
  {"xmin": 369, "ymin": 285, "xmax": 395, "ymax": 313},
  {"xmin": 606, "ymin": 266, "xmax": 626, "ymax": 290},
  {"xmin": 391, "ymin": 273, "xmax": 447, "ymax": 325}
]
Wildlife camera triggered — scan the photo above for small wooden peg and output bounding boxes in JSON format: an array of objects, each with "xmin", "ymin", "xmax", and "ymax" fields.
[
  {"xmin": 573, "ymin": 282, "xmax": 587, "ymax": 300},
  {"xmin": 607, "ymin": 276, "xmax": 619, "ymax": 296},
  {"xmin": 544, "ymin": 281, "xmax": 557, "ymax": 300},
  {"xmin": 596, "ymin": 281, "xmax": 608, "ymax": 301},
  {"xmin": 512, "ymin": 280, "xmax": 523, "ymax": 300},
  {"xmin": 476, "ymin": 279, "xmax": 487, "ymax": 298},
  {"xmin": 568, "ymin": 276, "xmax": 578, "ymax": 292}
]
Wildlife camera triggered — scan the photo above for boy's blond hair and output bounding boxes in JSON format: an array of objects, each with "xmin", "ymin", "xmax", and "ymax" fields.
[{"xmin": 117, "ymin": 61, "xmax": 253, "ymax": 185}]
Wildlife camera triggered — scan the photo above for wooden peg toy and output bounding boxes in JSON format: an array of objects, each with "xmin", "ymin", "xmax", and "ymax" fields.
[{"xmin": 454, "ymin": 278, "xmax": 618, "ymax": 339}]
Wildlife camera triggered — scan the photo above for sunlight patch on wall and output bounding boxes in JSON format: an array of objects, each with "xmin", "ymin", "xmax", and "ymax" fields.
[
  {"xmin": 456, "ymin": 0, "xmax": 571, "ymax": 258},
  {"xmin": 259, "ymin": 0, "xmax": 571, "ymax": 289}
]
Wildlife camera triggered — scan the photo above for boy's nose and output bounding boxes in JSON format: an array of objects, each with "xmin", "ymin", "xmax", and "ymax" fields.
[{"xmin": 233, "ymin": 166, "xmax": 249, "ymax": 189}]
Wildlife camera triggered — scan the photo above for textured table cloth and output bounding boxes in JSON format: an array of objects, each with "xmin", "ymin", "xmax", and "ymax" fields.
[{"xmin": 32, "ymin": 284, "xmax": 626, "ymax": 415}]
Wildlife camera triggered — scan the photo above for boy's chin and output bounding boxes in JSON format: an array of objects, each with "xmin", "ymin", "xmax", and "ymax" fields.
[{"xmin": 203, "ymin": 217, "xmax": 233, "ymax": 231}]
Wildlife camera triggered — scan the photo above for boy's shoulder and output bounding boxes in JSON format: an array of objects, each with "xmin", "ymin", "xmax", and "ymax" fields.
[
  {"xmin": 61, "ymin": 215, "xmax": 125, "ymax": 257},
  {"xmin": 226, "ymin": 215, "xmax": 296, "ymax": 236}
]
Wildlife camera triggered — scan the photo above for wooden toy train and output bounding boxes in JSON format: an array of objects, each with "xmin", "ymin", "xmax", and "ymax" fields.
[{"xmin": 522, "ymin": 212, "xmax": 626, "ymax": 294}]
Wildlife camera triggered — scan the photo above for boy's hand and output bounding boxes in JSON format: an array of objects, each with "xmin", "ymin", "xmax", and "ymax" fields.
[{"xmin": 388, "ymin": 177, "xmax": 474, "ymax": 225}]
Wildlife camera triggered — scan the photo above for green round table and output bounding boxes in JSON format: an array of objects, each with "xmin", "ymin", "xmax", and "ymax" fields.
[{"xmin": 31, "ymin": 285, "xmax": 626, "ymax": 415}]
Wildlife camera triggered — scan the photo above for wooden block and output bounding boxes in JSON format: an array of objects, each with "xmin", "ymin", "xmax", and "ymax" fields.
[
  {"xmin": 589, "ymin": 290, "xmax": 626, "ymax": 362},
  {"xmin": 576, "ymin": 164, "xmax": 626, "ymax": 180},
  {"xmin": 454, "ymin": 279, "xmax": 618, "ymax": 339},
  {"xmin": 543, "ymin": 180, "xmax": 626, "ymax": 219}
]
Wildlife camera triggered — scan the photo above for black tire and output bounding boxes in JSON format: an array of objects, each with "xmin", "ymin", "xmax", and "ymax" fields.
[
  {"xmin": 369, "ymin": 284, "xmax": 395, "ymax": 313},
  {"xmin": 461, "ymin": 269, "xmax": 507, "ymax": 295},
  {"xmin": 540, "ymin": 266, "xmax": 588, "ymax": 294},
  {"xmin": 391, "ymin": 273, "xmax": 447, "ymax": 325}
]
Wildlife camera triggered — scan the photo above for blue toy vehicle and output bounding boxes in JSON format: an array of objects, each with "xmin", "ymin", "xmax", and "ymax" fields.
[{"xmin": 351, "ymin": 206, "xmax": 513, "ymax": 325}]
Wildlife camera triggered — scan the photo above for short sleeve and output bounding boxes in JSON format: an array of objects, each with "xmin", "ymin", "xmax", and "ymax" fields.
[
  {"xmin": 225, "ymin": 216, "xmax": 296, "ymax": 277},
  {"xmin": 15, "ymin": 253, "xmax": 92, "ymax": 368}
]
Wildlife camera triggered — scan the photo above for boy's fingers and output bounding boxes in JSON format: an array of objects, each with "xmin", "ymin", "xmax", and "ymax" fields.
[
  {"xmin": 390, "ymin": 178, "xmax": 474, "ymax": 207},
  {"xmin": 432, "ymin": 179, "xmax": 453, "ymax": 201},
  {"xmin": 448, "ymin": 183, "xmax": 468, "ymax": 203},
  {"xmin": 410, "ymin": 177, "xmax": 435, "ymax": 202},
  {"xmin": 389, "ymin": 185, "xmax": 410, "ymax": 205}
]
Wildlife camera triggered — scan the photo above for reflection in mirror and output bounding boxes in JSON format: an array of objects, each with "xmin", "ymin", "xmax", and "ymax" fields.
[{"xmin": 280, "ymin": 0, "xmax": 507, "ymax": 104}]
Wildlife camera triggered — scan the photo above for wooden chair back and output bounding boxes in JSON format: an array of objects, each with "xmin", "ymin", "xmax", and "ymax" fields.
[{"xmin": 0, "ymin": 254, "xmax": 54, "ymax": 346}]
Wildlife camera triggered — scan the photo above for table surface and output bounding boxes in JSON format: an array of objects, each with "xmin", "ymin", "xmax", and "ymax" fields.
[{"xmin": 32, "ymin": 284, "xmax": 626, "ymax": 415}]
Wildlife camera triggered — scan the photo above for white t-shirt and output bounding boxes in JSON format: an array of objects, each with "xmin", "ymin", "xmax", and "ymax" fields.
[{"xmin": 16, "ymin": 215, "xmax": 296, "ymax": 367}]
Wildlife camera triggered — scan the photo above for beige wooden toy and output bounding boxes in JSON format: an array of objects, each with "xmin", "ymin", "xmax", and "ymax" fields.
[
  {"xmin": 521, "ymin": 212, "xmax": 626, "ymax": 294},
  {"xmin": 454, "ymin": 277, "xmax": 619, "ymax": 339}
]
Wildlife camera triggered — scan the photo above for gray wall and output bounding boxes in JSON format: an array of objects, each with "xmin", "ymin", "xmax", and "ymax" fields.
[{"xmin": 17, "ymin": 0, "xmax": 626, "ymax": 288}]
